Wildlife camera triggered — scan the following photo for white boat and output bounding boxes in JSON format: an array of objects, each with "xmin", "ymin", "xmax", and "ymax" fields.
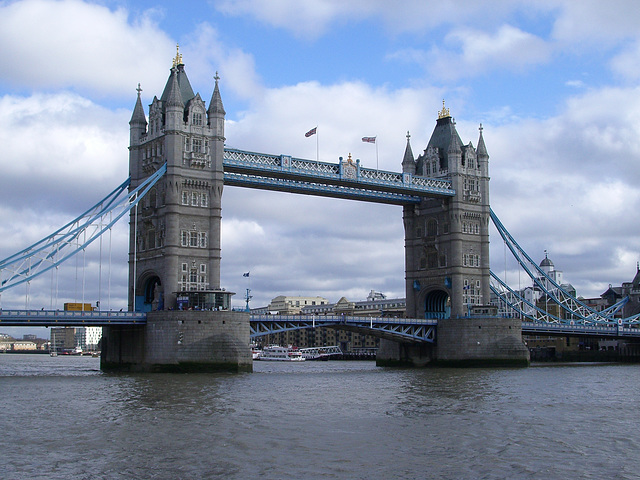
[
  {"xmin": 251, "ymin": 346, "xmax": 262, "ymax": 360},
  {"xmin": 256, "ymin": 345, "xmax": 305, "ymax": 362}
]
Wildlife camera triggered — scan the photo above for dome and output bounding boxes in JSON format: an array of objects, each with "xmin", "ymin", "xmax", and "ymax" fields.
[{"xmin": 540, "ymin": 256, "xmax": 554, "ymax": 268}]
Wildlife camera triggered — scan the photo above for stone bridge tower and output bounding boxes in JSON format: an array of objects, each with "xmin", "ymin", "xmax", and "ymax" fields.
[
  {"xmin": 127, "ymin": 48, "xmax": 227, "ymax": 311},
  {"xmin": 402, "ymin": 103, "xmax": 491, "ymax": 319}
]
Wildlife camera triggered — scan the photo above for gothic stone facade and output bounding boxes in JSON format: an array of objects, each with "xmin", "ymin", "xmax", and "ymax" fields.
[
  {"xmin": 402, "ymin": 106, "xmax": 491, "ymax": 319},
  {"xmin": 128, "ymin": 54, "xmax": 225, "ymax": 311}
]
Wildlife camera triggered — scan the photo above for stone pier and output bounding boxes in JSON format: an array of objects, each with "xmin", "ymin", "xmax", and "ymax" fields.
[
  {"xmin": 101, "ymin": 311, "xmax": 252, "ymax": 373},
  {"xmin": 376, "ymin": 317, "xmax": 530, "ymax": 367}
]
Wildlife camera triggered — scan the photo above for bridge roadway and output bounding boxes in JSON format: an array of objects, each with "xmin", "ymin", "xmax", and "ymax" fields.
[
  {"xmin": 2, "ymin": 310, "xmax": 640, "ymax": 340},
  {"xmin": 0, "ymin": 309, "xmax": 146, "ymax": 326}
]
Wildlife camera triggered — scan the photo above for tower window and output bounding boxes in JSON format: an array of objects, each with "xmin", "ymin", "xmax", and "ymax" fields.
[
  {"xmin": 192, "ymin": 112, "xmax": 203, "ymax": 126},
  {"xmin": 427, "ymin": 219, "xmax": 437, "ymax": 236}
]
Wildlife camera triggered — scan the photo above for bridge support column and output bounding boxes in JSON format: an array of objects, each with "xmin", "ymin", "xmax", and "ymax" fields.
[
  {"xmin": 435, "ymin": 317, "xmax": 529, "ymax": 367},
  {"xmin": 376, "ymin": 318, "xmax": 529, "ymax": 368},
  {"xmin": 100, "ymin": 311, "xmax": 252, "ymax": 373},
  {"xmin": 376, "ymin": 339, "xmax": 434, "ymax": 367}
]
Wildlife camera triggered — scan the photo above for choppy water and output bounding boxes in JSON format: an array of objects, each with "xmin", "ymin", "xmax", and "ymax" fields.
[{"xmin": 1, "ymin": 354, "xmax": 639, "ymax": 479}]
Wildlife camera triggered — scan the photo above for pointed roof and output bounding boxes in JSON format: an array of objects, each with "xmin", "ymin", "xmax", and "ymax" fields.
[
  {"xmin": 160, "ymin": 46, "xmax": 195, "ymax": 108},
  {"xmin": 129, "ymin": 83, "xmax": 147, "ymax": 125},
  {"xmin": 208, "ymin": 72, "xmax": 225, "ymax": 116},
  {"xmin": 426, "ymin": 101, "xmax": 463, "ymax": 156},
  {"xmin": 402, "ymin": 131, "xmax": 414, "ymax": 166},
  {"xmin": 477, "ymin": 123, "xmax": 488, "ymax": 157},
  {"xmin": 632, "ymin": 263, "xmax": 640, "ymax": 289},
  {"xmin": 164, "ymin": 66, "xmax": 184, "ymax": 109}
]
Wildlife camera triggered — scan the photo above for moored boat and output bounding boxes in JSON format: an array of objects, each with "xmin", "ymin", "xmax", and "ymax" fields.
[
  {"xmin": 251, "ymin": 345, "xmax": 262, "ymax": 360},
  {"xmin": 256, "ymin": 345, "xmax": 305, "ymax": 361}
]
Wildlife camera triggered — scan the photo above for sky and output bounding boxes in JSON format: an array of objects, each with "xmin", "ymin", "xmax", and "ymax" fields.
[{"xmin": 1, "ymin": 0, "xmax": 640, "ymax": 337}]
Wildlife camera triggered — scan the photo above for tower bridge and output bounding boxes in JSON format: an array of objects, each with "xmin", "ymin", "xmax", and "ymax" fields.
[{"xmin": 3, "ymin": 50, "xmax": 637, "ymax": 370}]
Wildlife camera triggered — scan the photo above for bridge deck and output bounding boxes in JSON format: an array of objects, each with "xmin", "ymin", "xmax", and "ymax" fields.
[{"xmin": 0, "ymin": 309, "xmax": 146, "ymax": 326}]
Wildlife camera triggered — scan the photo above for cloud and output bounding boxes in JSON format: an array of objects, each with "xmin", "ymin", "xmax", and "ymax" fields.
[
  {"xmin": 391, "ymin": 24, "xmax": 551, "ymax": 81},
  {"xmin": 484, "ymin": 85, "xmax": 640, "ymax": 296},
  {"xmin": 0, "ymin": 93, "xmax": 130, "ymax": 212},
  {"xmin": 179, "ymin": 22, "xmax": 264, "ymax": 103},
  {"xmin": 610, "ymin": 40, "xmax": 640, "ymax": 82},
  {"xmin": 0, "ymin": 0, "xmax": 174, "ymax": 97},
  {"xmin": 213, "ymin": 0, "xmax": 525, "ymax": 39},
  {"xmin": 550, "ymin": 0, "xmax": 640, "ymax": 45}
]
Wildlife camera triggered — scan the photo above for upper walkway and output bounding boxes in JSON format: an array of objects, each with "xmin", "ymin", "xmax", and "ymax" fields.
[{"xmin": 223, "ymin": 148, "xmax": 454, "ymax": 204}]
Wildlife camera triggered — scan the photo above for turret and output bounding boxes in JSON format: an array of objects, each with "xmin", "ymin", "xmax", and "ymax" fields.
[
  {"xmin": 476, "ymin": 123, "xmax": 489, "ymax": 177},
  {"xmin": 129, "ymin": 83, "xmax": 147, "ymax": 145},
  {"xmin": 207, "ymin": 72, "xmax": 226, "ymax": 138},
  {"xmin": 401, "ymin": 131, "xmax": 416, "ymax": 175},
  {"xmin": 164, "ymin": 66, "xmax": 184, "ymax": 132}
]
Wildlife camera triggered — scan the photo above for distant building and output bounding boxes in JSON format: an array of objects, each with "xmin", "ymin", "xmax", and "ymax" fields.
[
  {"xmin": 266, "ymin": 295, "xmax": 329, "ymax": 315},
  {"xmin": 84, "ymin": 327, "xmax": 102, "ymax": 352},
  {"xmin": 255, "ymin": 292, "xmax": 405, "ymax": 352},
  {"xmin": 51, "ymin": 326, "xmax": 102, "ymax": 353},
  {"xmin": 51, "ymin": 327, "xmax": 76, "ymax": 353}
]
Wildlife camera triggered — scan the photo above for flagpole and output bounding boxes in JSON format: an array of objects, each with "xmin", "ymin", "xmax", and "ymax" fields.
[
  {"xmin": 376, "ymin": 135, "xmax": 379, "ymax": 171},
  {"xmin": 316, "ymin": 125, "xmax": 319, "ymax": 164}
]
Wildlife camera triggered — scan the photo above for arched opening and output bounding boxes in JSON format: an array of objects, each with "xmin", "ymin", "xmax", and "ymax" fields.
[
  {"xmin": 425, "ymin": 289, "xmax": 450, "ymax": 319},
  {"xmin": 136, "ymin": 275, "xmax": 162, "ymax": 312}
]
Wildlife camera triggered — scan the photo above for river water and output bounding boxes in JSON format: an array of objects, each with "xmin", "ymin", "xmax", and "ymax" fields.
[{"xmin": 1, "ymin": 355, "xmax": 639, "ymax": 479}]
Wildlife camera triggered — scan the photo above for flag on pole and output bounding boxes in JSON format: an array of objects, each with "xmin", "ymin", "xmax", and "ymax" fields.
[
  {"xmin": 362, "ymin": 136, "xmax": 376, "ymax": 143},
  {"xmin": 243, "ymin": 272, "xmax": 250, "ymax": 277},
  {"xmin": 305, "ymin": 127, "xmax": 317, "ymax": 137}
]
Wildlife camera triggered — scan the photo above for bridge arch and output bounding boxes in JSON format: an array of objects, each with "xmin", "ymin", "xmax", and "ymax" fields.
[{"xmin": 423, "ymin": 288, "xmax": 450, "ymax": 319}]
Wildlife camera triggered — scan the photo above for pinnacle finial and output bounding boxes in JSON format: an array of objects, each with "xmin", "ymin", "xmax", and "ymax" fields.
[
  {"xmin": 172, "ymin": 43, "xmax": 183, "ymax": 67},
  {"xmin": 438, "ymin": 99, "xmax": 450, "ymax": 119},
  {"xmin": 479, "ymin": 123, "xmax": 483, "ymax": 133},
  {"xmin": 214, "ymin": 71, "xmax": 220, "ymax": 83},
  {"xmin": 136, "ymin": 83, "xmax": 142, "ymax": 96},
  {"xmin": 406, "ymin": 130, "xmax": 411, "ymax": 141}
]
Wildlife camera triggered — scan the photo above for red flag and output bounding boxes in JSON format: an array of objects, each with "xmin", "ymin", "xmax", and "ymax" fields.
[
  {"xmin": 305, "ymin": 127, "xmax": 317, "ymax": 137},
  {"xmin": 362, "ymin": 136, "xmax": 376, "ymax": 143}
]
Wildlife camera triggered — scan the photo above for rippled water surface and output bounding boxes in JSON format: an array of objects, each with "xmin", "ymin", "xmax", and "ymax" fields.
[{"xmin": 2, "ymin": 354, "xmax": 639, "ymax": 479}]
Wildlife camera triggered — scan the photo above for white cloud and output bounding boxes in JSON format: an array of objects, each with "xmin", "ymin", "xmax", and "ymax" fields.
[
  {"xmin": 610, "ymin": 40, "xmax": 640, "ymax": 82},
  {"xmin": 483, "ymin": 85, "xmax": 640, "ymax": 296},
  {"xmin": 391, "ymin": 24, "xmax": 551, "ymax": 82},
  {"xmin": 0, "ymin": 93, "xmax": 129, "ymax": 210},
  {"xmin": 0, "ymin": 0, "xmax": 174, "ymax": 97},
  {"xmin": 550, "ymin": 0, "xmax": 640, "ymax": 45},
  {"xmin": 214, "ymin": 0, "xmax": 523, "ymax": 38},
  {"xmin": 179, "ymin": 22, "xmax": 264, "ymax": 103}
]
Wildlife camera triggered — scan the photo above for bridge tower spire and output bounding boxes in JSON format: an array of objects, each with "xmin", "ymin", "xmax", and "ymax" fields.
[
  {"xmin": 127, "ymin": 52, "xmax": 228, "ymax": 311},
  {"xmin": 403, "ymin": 102, "xmax": 491, "ymax": 319}
]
